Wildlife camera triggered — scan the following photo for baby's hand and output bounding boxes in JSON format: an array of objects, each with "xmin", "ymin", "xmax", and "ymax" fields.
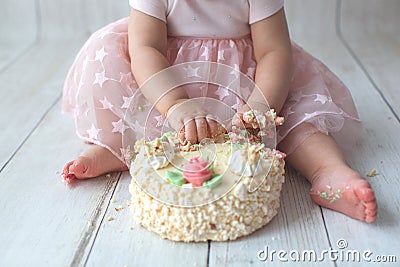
[
  {"xmin": 233, "ymin": 104, "xmax": 255, "ymax": 129},
  {"xmin": 233, "ymin": 103, "xmax": 284, "ymax": 130},
  {"xmin": 166, "ymin": 99, "xmax": 226, "ymax": 144}
]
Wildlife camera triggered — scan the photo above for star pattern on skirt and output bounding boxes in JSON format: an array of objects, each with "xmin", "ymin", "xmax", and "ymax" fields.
[
  {"xmin": 215, "ymin": 87, "xmax": 230, "ymax": 100},
  {"xmin": 314, "ymin": 94, "xmax": 329, "ymax": 104},
  {"xmin": 99, "ymin": 97, "xmax": 113, "ymax": 109},
  {"xmin": 95, "ymin": 47, "xmax": 108, "ymax": 62},
  {"xmin": 121, "ymin": 96, "xmax": 134, "ymax": 109},
  {"xmin": 87, "ymin": 124, "xmax": 101, "ymax": 139},
  {"xmin": 119, "ymin": 72, "xmax": 134, "ymax": 86},
  {"xmin": 112, "ymin": 119, "xmax": 128, "ymax": 134},
  {"xmin": 154, "ymin": 115, "xmax": 165, "ymax": 127},
  {"xmin": 231, "ymin": 98, "xmax": 243, "ymax": 110},
  {"xmin": 184, "ymin": 65, "xmax": 201, "ymax": 78},
  {"xmin": 93, "ymin": 71, "xmax": 108, "ymax": 87}
]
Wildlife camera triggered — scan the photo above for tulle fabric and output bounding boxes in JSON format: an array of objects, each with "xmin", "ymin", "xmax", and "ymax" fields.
[{"xmin": 62, "ymin": 17, "xmax": 360, "ymax": 163}]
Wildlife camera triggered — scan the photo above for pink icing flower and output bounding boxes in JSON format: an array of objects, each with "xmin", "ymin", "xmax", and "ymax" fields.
[{"xmin": 183, "ymin": 157, "xmax": 213, "ymax": 187}]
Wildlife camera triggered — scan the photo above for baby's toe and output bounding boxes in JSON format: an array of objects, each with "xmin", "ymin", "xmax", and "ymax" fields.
[
  {"xmin": 354, "ymin": 181, "xmax": 376, "ymax": 202},
  {"xmin": 364, "ymin": 200, "xmax": 378, "ymax": 223},
  {"xmin": 61, "ymin": 161, "xmax": 77, "ymax": 184},
  {"xmin": 69, "ymin": 157, "xmax": 92, "ymax": 179}
]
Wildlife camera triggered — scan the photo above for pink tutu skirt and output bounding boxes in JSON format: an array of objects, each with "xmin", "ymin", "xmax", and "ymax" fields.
[{"xmin": 62, "ymin": 17, "xmax": 360, "ymax": 163}]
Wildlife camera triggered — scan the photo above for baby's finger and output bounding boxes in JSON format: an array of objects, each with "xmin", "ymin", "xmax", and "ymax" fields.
[
  {"xmin": 206, "ymin": 117, "xmax": 218, "ymax": 138},
  {"xmin": 195, "ymin": 117, "xmax": 208, "ymax": 142},
  {"xmin": 231, "ymin": 113, "xmax": 250, "ymax": 129},
  {"xmin": 168, "ymin": 119, "xmax": 185, "ymax": 142},
  {"xmin": 178, "ymin": 125, "xmax": 186, "ymax": 143},
  {"xmin": 184, "ymin": 119, "xmax": 198, "ymax": 145}
]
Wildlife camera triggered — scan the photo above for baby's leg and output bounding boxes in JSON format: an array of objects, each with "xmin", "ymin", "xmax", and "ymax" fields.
[
  {"xmin": 62, "ymin": 18, "xmax": 134, "ymax": 181},
  {"xmin": 279, "ymin": 123, "xmax": 377, "ymax": 223}
]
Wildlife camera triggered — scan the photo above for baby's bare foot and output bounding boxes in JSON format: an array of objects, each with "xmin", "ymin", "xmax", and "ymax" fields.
[
  {"xmin": 61, "ymin": 145, "xmax": 127, "ymax": 183},
  {"xmin": 310, "ymin": 165, "xmax": 377, "ymax": 223}
]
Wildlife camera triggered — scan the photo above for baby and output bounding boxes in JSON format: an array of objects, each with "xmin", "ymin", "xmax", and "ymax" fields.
[{"xmin": 62, "ymin": 0, "xmax": 376, "ymax": 222}]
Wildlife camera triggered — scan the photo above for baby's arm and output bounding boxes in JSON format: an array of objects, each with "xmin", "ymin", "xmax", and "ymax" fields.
[
  {"xmin": 128, "ymin": 9, "xmax": 221, "ymax": 143},
  {"xmin": 248, "ymin": 8, "xmax": 293, "ymax": 114},
  {"xmin": 128, "ymin": 9, "xmax": 187, "ymax": 115}
]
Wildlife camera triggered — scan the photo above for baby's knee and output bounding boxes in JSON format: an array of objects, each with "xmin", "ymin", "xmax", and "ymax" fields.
[
  {"xmin": 278, "ymin": 122, "xmax": 320, "ymax": 155},
  {"xmin": 82, "ymin": 21, "xmax": 129, "ymax": 60}
]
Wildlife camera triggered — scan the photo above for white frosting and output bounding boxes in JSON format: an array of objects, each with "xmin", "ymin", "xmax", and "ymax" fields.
[
  {"xmin": 143, "ymin": 140, "xmax": 175, "ymax": 170},
  {"xmin": 148, "ymin": 155, "xmax": 169, "ymax": 169},
  {"xmin": 228, "ymin": 148, "xmax": 272, "ymax": 177}
]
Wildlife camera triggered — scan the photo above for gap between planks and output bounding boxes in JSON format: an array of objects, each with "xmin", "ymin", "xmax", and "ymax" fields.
[
  {"xmin": 72, "ymin": 172, "xmax": 122, "ymax": 267},
  {"xmin": 0, "ymin": 93, "xmax": 60, "ymax": 173},
  {"xmin": 0, "ymin": 40, "xmax": 85, "ymax": 172}
]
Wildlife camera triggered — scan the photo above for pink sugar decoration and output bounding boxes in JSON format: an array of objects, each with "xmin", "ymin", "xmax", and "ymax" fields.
[{"xmin": 183, "ymin": 157, "xmax": 213, "ymax": 187}]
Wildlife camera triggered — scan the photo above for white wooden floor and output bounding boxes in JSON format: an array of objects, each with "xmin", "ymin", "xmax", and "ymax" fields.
[{"xmin": 1, "ymin": 0, "xmax": 399, "ymax": 266}]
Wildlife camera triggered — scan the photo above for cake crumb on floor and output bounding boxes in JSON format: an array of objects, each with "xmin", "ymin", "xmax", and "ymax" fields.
[{"xmin": 366, "ymin": 169, "xmax": 377, "ymax": 177}]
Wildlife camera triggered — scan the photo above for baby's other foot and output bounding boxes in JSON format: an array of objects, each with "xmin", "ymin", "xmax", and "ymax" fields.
[
  {"xmin": 61, "ymin": 145, "xmax": 127, "ymax": 184},
  {"xmin": 310, "ymin": 165, "xmax": 377, "ymax": 223}
]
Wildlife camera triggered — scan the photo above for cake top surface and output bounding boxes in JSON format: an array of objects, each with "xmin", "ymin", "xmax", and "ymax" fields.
[{"xmin": 130, "ymin": 129, "xmax": 285, "ymax": 207}]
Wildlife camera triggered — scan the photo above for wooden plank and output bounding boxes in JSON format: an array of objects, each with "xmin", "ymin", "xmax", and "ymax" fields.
[
  {"xmin": 339, "ymin": 0, "xmax": 400, "ymax": 115},
  {"xmin": 318, "ymin": 1, "xmax": 400, "ymax": 266},
  {"xmin": 286, "ymin": 0, "xmax": 400, "ymax": 265},
  {"xmin": 340, "ymin": 0, "xmax": 399, "ymax": 35},
  {"xmin": 0, "ymin": 42, "xmax": 35, "ymax": 73},
  {"xmin": 0, "ymin": 40, "xmax": 83, "ymax": 170},
  {"xmin": 0, "ymin": 0, "xmax": 37, "ymax": 40},
  {"xmin": 209, "ymin": 168, "xmax": 334, "ymax": 267},
  {"xmin": 85, "ymin": 172, "xmax": 209, "ymax": 267},
  {"xmin": 317, "ymin": 43, "xmax": 400, "ymax": 266},
  {"xmin": 0, "ymin": 0, "xmax": 37, "ymax": 71},
  {"xmin": 0, "ymin": 100, "xmax": 121, "ymax": 266},
  {"xmin": 38, "ymin": 0, "xmax": 88, "ymax": 39},
  {"xmin": 285, "ymin": 0, "xmax": 338, "ymax": 45}
]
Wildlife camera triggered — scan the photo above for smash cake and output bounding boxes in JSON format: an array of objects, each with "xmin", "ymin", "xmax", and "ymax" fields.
[{"xmin": 128, "ymin": 110, "xmax": 286, "ymax": 242}]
